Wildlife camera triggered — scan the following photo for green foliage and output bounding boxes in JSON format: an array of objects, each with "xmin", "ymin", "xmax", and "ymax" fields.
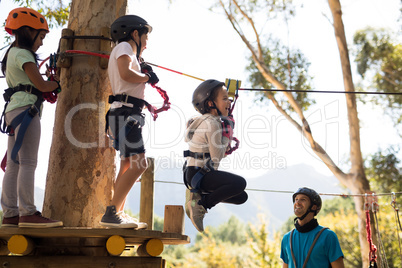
[
  {"xmin": 196, "ymin": 215, "xmax": 247, "ymax": 245},
  {"xmin": 11, "ymin": 0, "xmax": 70, "ymax": 28},
  {"xmin": 352, "ymin": 28, "xmax": 402, "ymax": 127},
  {"xmin": 319, "ymin": 209, "xmax": 362, "ymax": 267},
  {"xmin": 246, "ymin": 214, "xmax": 282, "ymax": 267},
  {"xmin": 246, "ymin": 39, "xmax": 315, "ymax": 113},
  {"xmin": 321, "ymin": 195, "xmax": 355, "ymax": 215},
  {"xmin": 365, "ymin": 146, "xmax": 402, "ymax": 203},
  {"xmin": 2, "ymin": 0, "xmax": 70, "ymax": 44}
]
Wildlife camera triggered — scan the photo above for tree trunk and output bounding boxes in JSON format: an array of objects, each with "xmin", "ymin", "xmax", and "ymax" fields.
[
  {"xmin": 220, "ymin": 1, "xmax": 378, "ymax": 266},
  {"xmin": 328, "ymin": 0, "xmax": 375, "ymax": 267},
  {"xmin": 43, "ymin": 0, "xmax": 128, "ymax": 227}
]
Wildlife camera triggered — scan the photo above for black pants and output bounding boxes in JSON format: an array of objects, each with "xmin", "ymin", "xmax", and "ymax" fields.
[{"xmin": 185, "ymin": 166, "xmax": 248, "ymax": 209}]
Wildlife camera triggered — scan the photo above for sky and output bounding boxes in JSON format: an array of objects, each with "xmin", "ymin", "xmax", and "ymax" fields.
[{"xmin": 0, "ymin": 0, "xmax": 400, "ymax": 194}]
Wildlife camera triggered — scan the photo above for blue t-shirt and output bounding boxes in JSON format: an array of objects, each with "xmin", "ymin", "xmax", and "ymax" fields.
[{"xmin": 281, "ymin": 226, "xmax": 344, "ymax": 268}]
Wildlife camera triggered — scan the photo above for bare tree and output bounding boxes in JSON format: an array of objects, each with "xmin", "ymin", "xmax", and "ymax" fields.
[{"xmin": 217, "ymin": 0, "xmax": 378, "ymax": 266}]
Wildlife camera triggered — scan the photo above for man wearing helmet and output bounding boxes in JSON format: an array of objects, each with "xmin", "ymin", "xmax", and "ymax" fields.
[{"xmin": 280, "ymin": 187, "xmax": 345, "ymax": 268}]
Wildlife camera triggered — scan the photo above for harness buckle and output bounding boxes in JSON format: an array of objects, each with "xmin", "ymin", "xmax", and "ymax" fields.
[
  {"xmin": 121, "ymin": 93, "xmax": 129, "ymax": 103},
  {"xmin": 28, "ymin": 105, "xmax": 39, "ymax": 116}
]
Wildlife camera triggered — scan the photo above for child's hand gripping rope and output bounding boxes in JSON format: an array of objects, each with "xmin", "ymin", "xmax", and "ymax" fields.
[
  {"xmin": 221, "ymin": 115, "xmax": 239, "ymax": 155},
  {"xmin": 43, "ymin": 53, "xmax": 61, "ymax": 104}
]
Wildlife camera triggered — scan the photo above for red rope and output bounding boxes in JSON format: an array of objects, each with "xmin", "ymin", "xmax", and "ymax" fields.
[
  {"xmin": 144, "ymin": 84, "xmax": 171, "ymax": 121},
  {"xmin": 225, "ymin": 137, "xmax": 239, "ymax": 155},
  {"xmin": 64, "ymin": 50, "xmax": 171, "ymax": 120},
  {"xmin": 366, "ymin": 209, "xmax": 378, "ymax": 267},
  {"xmin": 65, "ymin": 50, "xmax": 110, "ymax": 59}
]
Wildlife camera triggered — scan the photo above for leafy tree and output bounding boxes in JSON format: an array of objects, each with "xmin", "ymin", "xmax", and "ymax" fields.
[
  {"xmin": 197, "ymin": 215, "xmax": 247, "ymax": 245},
  {"xmin": 246, "ymin": 214, "xmax": 282, "ymax": 267},
  {"xmin": 213, "ymin": 0, "xmax": 394, "ymax": 265},
  {"xmin": 246, "ymin": 39, "xmax": 316, "ymax": 113},
  {"xmin": 365, "ymin": 146, "xmax": 402, "ymax": 202},
  {"xmin": 353, "ymin": 28, "xmax": 402, "ymax": 129}
]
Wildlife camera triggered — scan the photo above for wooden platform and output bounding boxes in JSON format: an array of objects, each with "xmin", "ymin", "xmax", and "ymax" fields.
[
  {"xmin": 0, "ymin": 227, "xmax": 190, "ymax": 246},
  {"xmin": 0, "ymin": 227, "xmax": 190, "ymax": 267}
]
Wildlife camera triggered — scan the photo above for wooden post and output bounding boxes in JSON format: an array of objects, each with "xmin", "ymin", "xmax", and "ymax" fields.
[
  {"xmin": 57, "ymin": 28, "xmax": 74, "ymax": 68},
  {"xmin": 100, "ymin": 27, "xmax": 112, "ymax": 69},
  {"xmin": 163, "ymin": 205, "xmax": 185, "ymax": 235},
  {"xmin": 140, "ymin": 157, "xmax": 154, "ymax": 229}
]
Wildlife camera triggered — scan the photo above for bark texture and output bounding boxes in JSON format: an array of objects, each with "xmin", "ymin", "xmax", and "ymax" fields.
[{"xmin": 43, "ymin": 0, "xmax": 128, "ymax": 227}]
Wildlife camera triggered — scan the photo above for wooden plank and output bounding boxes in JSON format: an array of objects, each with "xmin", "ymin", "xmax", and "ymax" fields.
[
  {"xmin": 0, "ymin": 256, "xmax": 164, "ymax": 268},
  {"xmin": 0, "ymin": 228, "xmax": 190, "ymax": 245},
  {"xmin": 163, "ymin": 205, "xmax": 185, "ymax": 235},
  {"xmin": 140, "ymin": 157, "xmax": 155, "ymax": 229}
]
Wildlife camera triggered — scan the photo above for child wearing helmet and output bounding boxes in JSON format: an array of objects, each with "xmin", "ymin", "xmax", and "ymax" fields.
[
  {"xmin": 183, "ymin": 79, "xmax": 248, "ymax": 232},
  {"xmin": 100, "ymin": 15, "xmax": 158, "ymax": 228},
  {"xmin": 1, "ymin": 7, "xmax": 63, "ymax": 228},
  {"xmin": 280, "ymin": 187, "xmax": 344, "ymax": 268}
]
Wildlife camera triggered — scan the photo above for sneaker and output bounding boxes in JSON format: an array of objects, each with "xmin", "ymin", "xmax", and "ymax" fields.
[
  {"xmin": 19, "ymin": 211, "xmax": 63, "ymax": 228},
  {"xmin": 185, "ymin": 189, "xmax": 192, "ymax": 219},
  {"xmin": 120, "ymin": 212, "xmax": 148, "ymax": 230},
  {"xmin": 100, "ymin": 206, "xmax": 138, "ymax": 228},
  {"xmin": 1, "ymin": 215, "xmax": 19, "ymax": 227},
  {"xmin": 186, "ymin": 190, "xmax": 202, "ymax": 219},
  {"xmin": 187, "ymin": 193, "xmax": 207, "ymax": 232}
]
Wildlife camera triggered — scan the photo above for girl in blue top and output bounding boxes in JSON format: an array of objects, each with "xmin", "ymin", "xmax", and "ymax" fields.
[{"xmin": 1, "ymin": 7, "xmax": 63, "ymax": 228}]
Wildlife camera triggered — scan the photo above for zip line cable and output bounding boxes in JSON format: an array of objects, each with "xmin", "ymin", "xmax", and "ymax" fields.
[
  {"xmin": 153, "ymin": 179, "xmax": 402, "ymax": 198},
  {"xmin": 2, "ymin": 50, "xmax": 399, "ymax": 96}
]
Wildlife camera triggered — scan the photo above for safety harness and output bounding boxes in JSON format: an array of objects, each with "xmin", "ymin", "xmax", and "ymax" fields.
[
  {"xmin": 289, "ymin": 227, "xmax": 329, "ymax": 268},
  {"xmin": 0, "ymin": 85, "xmax": 44, "ymax": 168},
  {"xmin": 182, "ymin": 150, "xmax": 213, "ymax": 194},
  {"xmin": 105, "ymin": 94, "xmax": 146, "ymax": 153},
  {"xmin": 0, "ymin": 54, "xmax": 61, "ymax": 171}
]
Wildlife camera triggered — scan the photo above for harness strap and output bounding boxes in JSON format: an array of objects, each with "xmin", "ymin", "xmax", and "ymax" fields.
[
  {"xmin": 183, "ymin": 150, "xmax": 211, "ymax": 160},
  {"xmin": 108, "ymin": 94, "xmax": 146, "ymax": 109},
  {"xmin": 290, "ymin": 227, "xmax": 329, "ymax": 268},
  {"xmin": 182, "ymin": 155, "xmax": 214, "ymax": 194},
  {"xmin": 1, "ymin": 85, "xmax": 44, "ymax": 165}
]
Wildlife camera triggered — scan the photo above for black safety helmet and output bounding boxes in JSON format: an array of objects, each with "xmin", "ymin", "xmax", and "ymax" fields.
[
  {"xmin": 111, "ymin": 15, "xmax": 152, "ymax": 43},
  {"xmin": 293, "ymin": 187, "xmax": 322, "ymax": 217},
  {"xmin": 192, "ymin": 79, "xmax": 225, "ymax": 114}
]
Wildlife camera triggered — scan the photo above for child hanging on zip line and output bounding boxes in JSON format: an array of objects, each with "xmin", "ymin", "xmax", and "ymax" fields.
[
  {"xmin": 0, "ymin": 7, "xmax": 63, "ymax": 228},
  {"xmin": 100, "ymin": 15, "xmax": 159, "ymax": 228},
  {"xmin": 183, "ymin": 79, "xmax": 248, "ymax": 232}
]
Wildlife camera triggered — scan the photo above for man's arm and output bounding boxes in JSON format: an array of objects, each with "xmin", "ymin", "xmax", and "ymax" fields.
[
  {"xmin": 282, "ymin": 262, "xmax": 288, "ymax": 268},
  {"xmin": 331, "ymin": 257, "xmax": 345, "ymax": 268}
]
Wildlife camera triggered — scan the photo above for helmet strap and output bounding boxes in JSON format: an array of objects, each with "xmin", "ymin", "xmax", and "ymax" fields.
[
  {"xmin": 32, "ymin": 30, "xmax": 41, "ymax": 45},
  {"xmin": 296, "ymin": 204, "xmax": 318, "ymax": 221},
  {"xmin": 129, "ymin": 30, "xmax": 142, "ymax": 60},
  {"xmin": 210, "ymin": 101, "xmax": 222, "ymax": 116}
]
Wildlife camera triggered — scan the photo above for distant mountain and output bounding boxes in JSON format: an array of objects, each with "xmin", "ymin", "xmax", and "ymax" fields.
[
  {"xmin": 126, "ymin": 162, "xmax": 343, "ymax": 241},
  {"xmin": 0, "ymin": 163, "xmax": 343, "ymax": 243}
]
